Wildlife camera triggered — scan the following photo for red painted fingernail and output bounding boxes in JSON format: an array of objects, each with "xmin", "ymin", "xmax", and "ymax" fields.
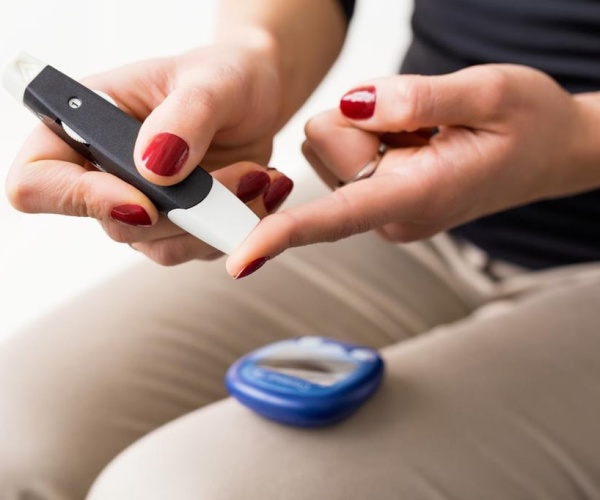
[
  {"xmin": 142, "ymin": 132, "xmax": 189, "ymax": 176},
  {"xmin": 340, "ymin": 85, "xmax": 376, "ymax": 120},
  {"xmin": 110, "ymin": 205, "xmax": 152, "ymax": 226},
  {"xmin": 235, "ymin": 257, "xmax": 269, "ymax": 279},
  {"xmin": 237, "ymin": 171, "xmax": 271, "ymax": 203},
  {"xmin": 263, "ymin": 176, "xmax": 294, "ymax": 213}
]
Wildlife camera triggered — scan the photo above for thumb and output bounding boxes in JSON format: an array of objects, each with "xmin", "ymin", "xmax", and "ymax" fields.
[
  {"xmin": 133, "ymin": 77, "xmax": 246, "ymax": 186},
  {"xmin": 339, "ymin": 65, "xmax": 510, "ymax": 132}
]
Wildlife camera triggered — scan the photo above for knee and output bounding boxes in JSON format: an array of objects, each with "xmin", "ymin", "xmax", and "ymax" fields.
[
  {"xmin": 87, "ymin": 401, "xmax": 246, "ymax": 500},
  {"xmin": 88, "ymin": 400, "xmax": 310, "ymax": 500},
  {"xmin": 0, "ymin": 346, "xmax": 101, "ymax": 499},
  {"xmin": 87, "ymin": 397, "xmax": 406, "ymax": 500}
]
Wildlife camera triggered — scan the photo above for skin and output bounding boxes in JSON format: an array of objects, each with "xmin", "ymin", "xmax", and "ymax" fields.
[
  {"xmin": 226, "ymin": 65, "xmax": 600, "ymax": 276},
  {"xmin": 6, "ymin": 1, "xmax": 600, "ymax": 276},
  {"xmin": 5, "ymin": 0, "xmax": 347, "ymax": 266}
]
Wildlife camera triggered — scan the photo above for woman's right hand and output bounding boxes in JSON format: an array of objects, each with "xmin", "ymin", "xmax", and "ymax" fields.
[{"xmin": 6, "ymin": 42, "xmax": 294, "ymax": 265}]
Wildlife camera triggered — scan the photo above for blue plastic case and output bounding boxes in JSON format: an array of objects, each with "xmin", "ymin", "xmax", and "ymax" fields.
[{"xmin": 225, "ymin": 336, "xmax": 385, "ymax": 427}]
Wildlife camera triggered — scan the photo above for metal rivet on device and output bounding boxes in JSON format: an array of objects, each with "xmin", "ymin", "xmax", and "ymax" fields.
[{"xmin": 68, "ymin": 97, "xmax": 82, "ymax": 109}]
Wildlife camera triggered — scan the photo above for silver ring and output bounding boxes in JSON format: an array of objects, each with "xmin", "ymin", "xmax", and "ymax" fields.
[{"xmin": 337, "ymin": 144, "xmax": 386, "ymax": 187}]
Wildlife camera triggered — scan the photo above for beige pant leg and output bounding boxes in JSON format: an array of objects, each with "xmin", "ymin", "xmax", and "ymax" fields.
[
  {"xmin": 0, "ymin": 232, "xmax": 470, "ymax": 500},
  {"xmin": 88, "ymin": 276, "xmax": 600, "ymax": 500}
]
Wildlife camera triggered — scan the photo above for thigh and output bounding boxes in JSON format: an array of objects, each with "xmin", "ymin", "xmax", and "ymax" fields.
[
  {"xmin": 88, "ymin": 278, "xmax": 600, "ymax": 500},
  {"xmin": 0, "ymin": 232, "xmax": 470, "ymax": 499}
]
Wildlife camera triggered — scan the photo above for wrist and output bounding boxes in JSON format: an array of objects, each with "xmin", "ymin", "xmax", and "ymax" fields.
[
  {"xmin": 215, "ymin": 24, "xmax": 281, "ymax": 72},
  {"xmin": 562, "ymin": 92, "xmax": 600, "ymax": 196},
  {"xmin": 213, "ymin": 25, "xmax": 288, "ymax": 126},
  {"xmin": 213, "ymin": 0, "xmax": 347, "ymax": 125}
]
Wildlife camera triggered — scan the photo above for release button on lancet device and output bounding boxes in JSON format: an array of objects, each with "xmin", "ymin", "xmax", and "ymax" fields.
[{"xmin": 225, "ymin": 336, "xmax": 385, "ymax": 427}]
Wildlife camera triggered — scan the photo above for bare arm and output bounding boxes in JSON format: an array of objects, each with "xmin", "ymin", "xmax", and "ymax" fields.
[
  {"xmin": 6, "ymin": 1, "xmax": 350, "ymax": 266},
  {"xmin": 215, "ymin": 0, "xmax": 349, "ymax": 127}
]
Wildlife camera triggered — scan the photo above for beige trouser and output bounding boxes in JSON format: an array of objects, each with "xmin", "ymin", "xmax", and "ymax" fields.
[{"xmin": 1, "ymin": 226, "xmax": 600, "ymax": 499}]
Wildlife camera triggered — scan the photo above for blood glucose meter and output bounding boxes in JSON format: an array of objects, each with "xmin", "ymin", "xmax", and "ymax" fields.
[{"xmin": 225, "ymin": 336, "xmax": 385, "ymax": 427}]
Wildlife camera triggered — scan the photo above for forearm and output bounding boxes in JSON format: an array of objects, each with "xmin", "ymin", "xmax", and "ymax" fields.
[{"xmin": 215, "ymin": 0, "xmax": 348, "ymax": 126}]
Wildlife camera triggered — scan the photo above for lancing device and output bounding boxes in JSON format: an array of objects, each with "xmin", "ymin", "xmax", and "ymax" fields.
[{"xmin": 2, "ymin": 52, "xmax": 260, "ymax": 254}]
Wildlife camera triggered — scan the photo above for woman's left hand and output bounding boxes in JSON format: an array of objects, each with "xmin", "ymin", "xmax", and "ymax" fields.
[{"xmin": 226, "ymin": 64, "xmax": 599, "ymax": 277}]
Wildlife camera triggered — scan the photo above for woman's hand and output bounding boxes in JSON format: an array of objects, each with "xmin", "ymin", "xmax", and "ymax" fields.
[
  {"xmin": 226, "ymin": 64, "xmax": 599, "ymax": 277},
  {"xmin": 6, "ymin": 44, "xmax": 294, "ymax": 265}
]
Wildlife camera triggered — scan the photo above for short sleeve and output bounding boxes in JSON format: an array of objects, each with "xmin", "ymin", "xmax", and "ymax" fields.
[{"xmin": 337, "ymin": 0, "xmax": 356, "ymax": 23}]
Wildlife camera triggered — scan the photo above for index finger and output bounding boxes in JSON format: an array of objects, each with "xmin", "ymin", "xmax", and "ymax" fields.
[
  {"xmin": 7, "ymin": 123, "xmax": 158, "ymax": 222},
  {"xmin": 12, "ymin": 122, "xmax": 86, "ymax": 169},
  {"xmin": 225, "ymin": 168, "xmax": 425, "ymax": 278}
]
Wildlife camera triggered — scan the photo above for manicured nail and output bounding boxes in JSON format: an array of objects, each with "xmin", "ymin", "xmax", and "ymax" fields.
[
  {"xmin": 340, "ymin": 85, "xmax": 376, "ymax": 120},
  {"xmin": 142, "ymin": 132, "xmax": 189, "ymax": 176},
  {"xmin": 235, "ymin": 257, "xmax": 269, "ymax": 279},
  {"xmin": 236, "ymin": 171, "xmax": 271, "ymax": 203},
  {"xmin": 110, "ymin": 205, "xmax": 152, "ymax": 226},
  {"xmin": 263, "ymin": 176, "xmax": 294, "ymax": 213}
]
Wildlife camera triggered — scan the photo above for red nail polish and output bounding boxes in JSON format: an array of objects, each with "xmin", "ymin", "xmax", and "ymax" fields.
[
  {"xmin": 340, "ymin": 85, "xmax": 376, "ymax": 120},
  {"xmin": 235, "ymin": 257, "xmax": 269, "ymax": 279},
  {"xmin": 237, "ymin": 171, "xmax": 271, "ymax": 203},
  {"xmin": 263, "ymin": 176, "xmax": 294, "ymax": 213},
  {"xmin": 142, "ymin": 132, "xmax": 189, "ymax": 176},
  {"xmin": 110, "ymin": 205, "xmax": 152, "ymax": 226}
]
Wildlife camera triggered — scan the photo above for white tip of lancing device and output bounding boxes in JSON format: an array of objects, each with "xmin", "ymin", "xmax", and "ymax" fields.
[
  {"xmin": 2, "ymin": 51, "xmax": 46, "ymax": 102},
  {"xmin": 167, "ymin": 179, "xmax": 260, "ymax": 255}
]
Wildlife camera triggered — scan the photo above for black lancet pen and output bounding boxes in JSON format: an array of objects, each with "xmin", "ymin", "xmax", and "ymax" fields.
[{"xmin": 3, "ymin": 52, "xmax": 260, "ymax": 254}]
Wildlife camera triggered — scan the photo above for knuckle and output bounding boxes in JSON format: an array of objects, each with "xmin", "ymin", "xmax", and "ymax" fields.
[
  {"xmin": 149, "ymin": 251, "xmax": 182, "ymax": 267},
  {"xmin": 384, "ymin": 160, "xmax": 454, "ymax": 228},
  {"xmin": 176, "ymin": 85, "xmax": 219, "ymax": 122},
  {"xmin": 5, "ymin": 161, "xmax": 43, "ymax": 213},
  {"xmin": 5, "ymin": 176, "xmax": 34, "ymax": 213},
  {"xmin": 144, "ymin": 244, "xmax": 188, "ymax": 267},
  {"xmin": 59, "ymin": 175, "xmax": 96, "ymax": 218},
  {"xmin": 303, "ymin": 112, "xmax": 330, "ymax": 141},
  {"xmin": 300, "ymin": 140, "xmax": 312, "ymax": 158},
  {"xmin": 274, "ymin": 211, "xmax": 302, "ymax": 250},
  {"xmin": 179, "ymin": 60, "xmax": 249, "ymax": 120},
  {"xmin": 477, "ymin": 66, "xmax": 513, "ymax": 114},
  {"xmin": 397, "ymin": 75, "xmax": 432, "ymax": 129},
  {"xmin": 328, "ymin": 190, "xmax": 371, "ymax": 240}
]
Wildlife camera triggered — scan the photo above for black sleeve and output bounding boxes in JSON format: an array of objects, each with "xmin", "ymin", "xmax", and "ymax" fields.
[{"xmin": 337, "ymin": 0, "xmax": 356, "ymax": 24}]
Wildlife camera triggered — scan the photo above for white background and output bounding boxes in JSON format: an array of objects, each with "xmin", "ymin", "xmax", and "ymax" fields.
[{"xmin": 0, "ymin": 0, "xmax": 411, "ymax": 342}]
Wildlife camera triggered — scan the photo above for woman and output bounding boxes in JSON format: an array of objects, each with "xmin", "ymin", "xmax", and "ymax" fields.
[{"xmin": 2, "ymin": 0, "xmax": 600, "ymax": 498}]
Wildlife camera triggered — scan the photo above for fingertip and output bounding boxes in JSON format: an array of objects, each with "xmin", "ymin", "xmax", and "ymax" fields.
[
  {"xmin": 109, "ymin": 204, "xmax": 154, "ymax": 227},
  {"xmin": 133, "ymin": 83, "xmax": 225, "ymax": 186},
  {"xmin": 263, "ymin": 175, "xmax": 294, "ymax": 213},
  {"xmin": 340, "ymin": 85, "xmax": 376, "ymax": 120},
  {"xmin": 225, "ymin": 214, "xmax": 280, "ymax": 279},
  {"xmin": 236, "ymin": 170, "xmax": 272, "ymax": 203},
  {"xmin": 225, "ymin": 237, "xmax": 263, "ymax": 279},
  {"xmin": 136, "ymin": 131, "xmax": 191, "ymax": 185},
  {"xmin": 232, "ymin": 256, "xmax": 270, "ymax": 279}
]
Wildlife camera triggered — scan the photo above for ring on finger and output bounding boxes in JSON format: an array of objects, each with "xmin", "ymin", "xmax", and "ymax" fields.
[{"xmin": 337, "ymin": 144, "xmax": 387, "ymax": 188}]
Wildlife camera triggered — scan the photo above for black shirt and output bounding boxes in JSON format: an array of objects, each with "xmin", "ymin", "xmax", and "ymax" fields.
[{"xmin": 339, "ymin": 0, "xmax": 600, "ymax": 269}]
